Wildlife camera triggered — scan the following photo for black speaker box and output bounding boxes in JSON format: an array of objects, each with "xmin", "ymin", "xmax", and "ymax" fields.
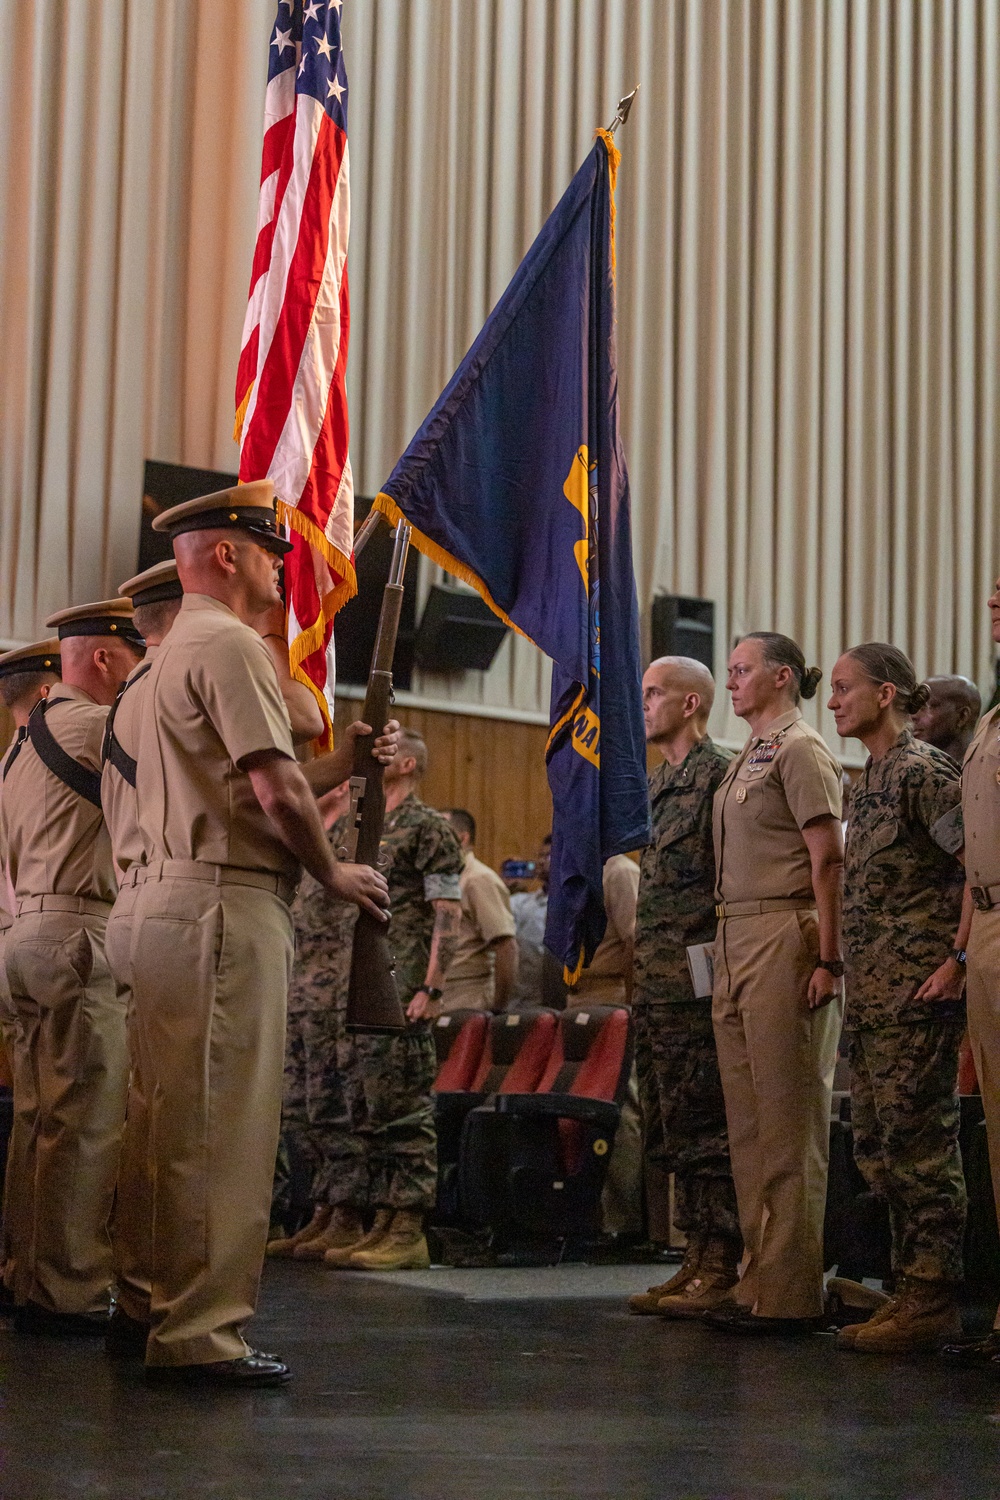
[
  {"xmin": 650, "ymin": 595, "xmax": 715, "ymax": 674},
  {"xmin": 414, "ymin": 585, "xmax": 509, "ymax": 673},
  {"xmin": 333, "ymin": 499, "xmax": 418, "ymax": 689},
  {"xmin": 141, "ymin": 460, "xmax": 239, "ymax": 570}
]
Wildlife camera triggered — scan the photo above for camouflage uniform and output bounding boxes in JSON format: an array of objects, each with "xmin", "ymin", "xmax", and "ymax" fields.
[
  {"xmin": 275, "ymin": 860, "xmax": 356, "ymax": 1223},
  {"xmin": 280, "ymin": 793, "xmax": 463, "ymax": 1216},
  {"xmin": 633, "ymin": 736, "xmax": 741, "ymax": 1249},
  {"xmin": 843, "ymin": 729, "xmax": 967, "ymax": 1283}
]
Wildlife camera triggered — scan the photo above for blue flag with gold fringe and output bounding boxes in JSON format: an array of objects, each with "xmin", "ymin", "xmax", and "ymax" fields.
[{"xmin": 374, "ymin": 131, "xmax": 650, "ymax": 976}]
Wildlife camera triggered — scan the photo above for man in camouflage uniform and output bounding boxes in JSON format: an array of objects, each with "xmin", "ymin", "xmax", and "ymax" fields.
[
  {"xmin": 267, "ymin": 784, "xmax": 355, "ymax": 1246},
  {"xmin": 829, "ymin": 645, "xmax": 967, "ymax": 1353},
  {"xmin": 274, "ymin": 729, "xmax": 464, "ymax": 1271},
  {"xmin": 627, "ymin": 657, "xmax": 742, "ymax": 1318}
]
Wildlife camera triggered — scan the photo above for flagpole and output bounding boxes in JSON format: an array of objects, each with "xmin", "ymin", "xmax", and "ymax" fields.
[{"xmin": 606, "ymin": 86, "xmax": 639, "ymax": 136}]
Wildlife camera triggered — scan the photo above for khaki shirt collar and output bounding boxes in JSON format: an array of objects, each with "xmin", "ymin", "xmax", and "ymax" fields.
[
  {"xmin": 179, "ymin": 593, "xmax": 241, "ymax": 621},
  {"xmin": 750, "ymin": 705, "xmax": 801, "ymax": 745},
  {"xmin": 463, "ymin": 848, "xmax": 475, "ymax": 870},
  {"xmin": 46, "ymin": 682, "xmax": 99, "ymax": 708}
]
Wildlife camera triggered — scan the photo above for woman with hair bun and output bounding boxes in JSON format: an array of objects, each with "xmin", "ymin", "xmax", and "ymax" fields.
[
  {"xmin": 828, "ymin": 642, "xmax": 966, "ymax": 1354},
  {"xmin": 708, "ymin": 631, "xmax": 845, "ymax": 1336}
]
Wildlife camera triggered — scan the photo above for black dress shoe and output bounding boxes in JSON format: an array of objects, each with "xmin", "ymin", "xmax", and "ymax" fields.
[
  {"xmin": 704, "ymin": 1302, "xmax": 823, "ymax": 1337},
  {"xmin": 940, "ymin": 1332, "xmax": 1000, "ymax": 1365},
  {"xmin": 105, "ymin": 1308, "xmax": 151, "ymax": 1358},
  {"xmin": 144, "ymin": 1349, "xmax": 291, "ymax": 1388},
  {"xmin": 14, "ymin": 1301, "xmax": 111, "ymax": 1338}
]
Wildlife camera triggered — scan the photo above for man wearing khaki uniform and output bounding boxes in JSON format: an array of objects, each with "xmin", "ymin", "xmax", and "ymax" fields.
[
  {"xmin": 940, "ymin": 571, "xmax": 1000, "ymax": 1365},
  {"xmin": 0, "ymin": 640, "xmax": 62, "ymax": 1306},
  {"xmin": 132, "ymin": 481, "xmax": 388, "ymax": 1387},
  {"xmin": 707, "ymin": 632, "xmax": 844, "ymax": 1335},
  {"xmin": 440, "ymin": 810, "xmax": 517, "ymax": 1013},
  {"xmin": 0, "ymin": 601, "xmax": 143, "ymax": 1335},
  {"xmin": 99, "ymin": 561, "xmax": 184, "ymax": 1356}
]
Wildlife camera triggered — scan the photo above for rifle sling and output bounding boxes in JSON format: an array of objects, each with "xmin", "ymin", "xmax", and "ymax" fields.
[
  {"xmin": 28, "ymin": 699, "xmax": 103, "ymax": 809},
  {"xmin": 1, "ymin": 727, "xmax": 27, "ymax": 780},
  {"xmin": 101, "ymin": 662, "xmax": 152, "ymax": 789}
]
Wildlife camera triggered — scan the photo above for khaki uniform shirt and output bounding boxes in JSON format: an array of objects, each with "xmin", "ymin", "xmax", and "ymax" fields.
[
  {"xmin": 101, "ymin": 646, "xmax": 159, "ymax": 876},
  {"xmin": 713, "ymin": 707, "xmax": 842, "ymax": 903},
  {"xmin": 441, "ymin": 849, "xmax": 516, "ymax": 1013},
  {"xmin": 568, "ymin": 854, "xmax": 639, "ymax": 1007},
  {"xmin": 962, "ymin": 707, "xmax": 1000, "ymax": 888},
  {"xmin": 843, "ymin": 730, "xmax": 964, "ymax": 1029},
  {"xmin": 0, "ymin": 686, "xmax": 116, "ymax": 904},
  {"xmin": 135, "ymin": 595, "xmax": 297, "ymax": 877}
]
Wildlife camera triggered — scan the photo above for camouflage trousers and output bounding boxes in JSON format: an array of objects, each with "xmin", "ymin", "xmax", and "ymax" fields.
[
  {"xmin": 633, "ymin": 996, "xmax": 742, "ymax": 1250},
  {"xmin": 846, "ymin": 1021, "xmax": 967, "ymax": 1283},
  {"xmin": 319, "ymin": 1024, "xmax": 438, "ymax": 1213},
  {"xmin": 273, "ymin": 996, "xmax": 350, "ymax": 1227},
  {"xmin": 278, "ymin": 991, "xmax": 438, "ymax": 1216}
]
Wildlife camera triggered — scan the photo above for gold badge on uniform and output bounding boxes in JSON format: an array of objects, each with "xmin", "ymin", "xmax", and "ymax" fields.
[{"xmin": 736, "ymin": 786, "xmax": 747, "ymax": 803}]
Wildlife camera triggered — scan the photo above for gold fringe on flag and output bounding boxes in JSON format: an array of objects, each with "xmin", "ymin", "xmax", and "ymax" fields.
[{"xmin": 371, "ymin": 492, "xmax": 532, "ymax": 645}]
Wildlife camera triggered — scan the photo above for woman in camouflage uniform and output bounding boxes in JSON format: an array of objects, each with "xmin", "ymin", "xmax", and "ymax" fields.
[{"xmin": 829, "ymin": 642, "xmax": 968, "ymax": 1354}]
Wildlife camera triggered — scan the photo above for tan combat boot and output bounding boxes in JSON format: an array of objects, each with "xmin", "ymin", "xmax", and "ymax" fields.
[
  {"xmin": 849, "ymin": 1277, "xmax": 962, "ymax": 1355},
  {"xmin": 627, "ymin": 1243, "xmax": 703, "ymax": 1315},
  {"xmin": 347, "ymin": 1209, "xmax": 432, "ymax": 1271},
  {"xmin": 292, "ymin": 1205, "xmax": 364, "ymax": 1261},
  {"xmin": 830, "ymin": 1279, "xmax": 893, "ymax": 1346},
  {"xmin": 323, "ymin": 1209, "xmax": 394, "ymax": 1268},
  {"xmin": 655, "ymin": 1238, "xmax": 741, "ymax": 1319},
  {"xmin": 266, "ymin": 1205, "xmax": 333, "ymax": 1259}
]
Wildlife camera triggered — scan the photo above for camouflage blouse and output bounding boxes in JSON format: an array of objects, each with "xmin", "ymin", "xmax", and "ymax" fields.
[
  {"xmin": 289, "ymin": 792, "xmax": 463, "ymax": 1012},
  {"xmin": 634, "ymin": 736, "xmax": 732, "ymax": 1005},
  {"xmin": 843, "ymin": 730, "xmax": 965, "ymax": 1029}
]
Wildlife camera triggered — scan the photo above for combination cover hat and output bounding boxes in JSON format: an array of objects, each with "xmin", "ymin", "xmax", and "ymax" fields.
[
  {"xmin": 45, "ymin": 598, "xmax": 145, "ymax": 649},
  {"xmin": 117, "ymin": 559, "xmax": 184, "ymax": 608},
  {"xmin": 151, "ymin": 478, "xmax": 293, "ymax": 556},
  {"xmin": 0, "ymin": 638, "xmax": 61, "ymax": 680}
]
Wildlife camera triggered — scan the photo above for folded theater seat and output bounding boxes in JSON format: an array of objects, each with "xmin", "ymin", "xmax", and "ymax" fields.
[
  {"xmin": 432, "ymin": 1008, "xmax": 558, "ymax": 1224},
  {"xmin": 458, "ymin": 1005, "xmax": 633, "ymax": 1247}
]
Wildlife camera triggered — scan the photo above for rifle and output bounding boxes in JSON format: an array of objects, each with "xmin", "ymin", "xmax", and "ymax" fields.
[{"xmin": 340, "ymin": 519, "xmax": 412, "ymax": 1033}]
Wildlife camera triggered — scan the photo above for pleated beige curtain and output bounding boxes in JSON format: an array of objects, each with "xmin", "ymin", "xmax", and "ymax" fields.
[
  {"xmin": 2, "ymin": 0, "xmax": 998, "ymax": 753},
  {"xmin": 0, "ymin": 0, "xmax": 271, "ymax": 643},
  {"xmin": 346, "ymin": 0, "xmax": 1000, "ymax": 744}
]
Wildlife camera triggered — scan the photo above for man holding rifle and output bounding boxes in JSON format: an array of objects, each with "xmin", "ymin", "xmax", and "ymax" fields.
[
  {"xmin": 130, "ymin": 481, "xmax": 390, "ymax": 1389},
  {"xmin": 283, "ymin": 728, "xmax": 464, "ymax": 1271}
]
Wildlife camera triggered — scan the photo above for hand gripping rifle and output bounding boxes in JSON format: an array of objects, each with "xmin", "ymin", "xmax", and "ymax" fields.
[{"xmin": 339, "ymin": 518, "xmax": 412, "ymax": 1033}]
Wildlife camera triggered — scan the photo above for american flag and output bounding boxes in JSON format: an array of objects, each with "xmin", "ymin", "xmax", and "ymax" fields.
[{"xmin": 235, "ymin": 0, "xmax": 354, "ymax": 743}]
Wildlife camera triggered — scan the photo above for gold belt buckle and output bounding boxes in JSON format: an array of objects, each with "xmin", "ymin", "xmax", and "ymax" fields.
[
  {"xmin": 715, "ymin": 903, "xmax": 725, "ymax": 919},
  {"xmin": 970, "ymin": 886, "xmax": 993, "ymax": 912}
]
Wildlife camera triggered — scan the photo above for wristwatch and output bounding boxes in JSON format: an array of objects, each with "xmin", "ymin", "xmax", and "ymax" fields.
[
  {"xmin": 424, "ymin": 986, "xmax": 444, "ymax": 1001},
  {"xmin": 816, "ymin": 959, "xmax": 845, "ymax": 979},
  {"xmin": 951, "ymin": 949, "xmax": 967, "ymax": 966}
]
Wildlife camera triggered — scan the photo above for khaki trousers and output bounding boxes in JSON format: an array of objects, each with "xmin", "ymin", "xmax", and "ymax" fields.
[
  {"xmin": 4, "ymin": 906, "xmax": 127, "ymax": 1314},
  {"xmin": 712, "ymin": 910, "xmax": 842, "ymax": 1319},
  {"xmin": 0, "ymin": 924, "xmax": 37, "ymax": 1301},
  {"xmin": 965, "ymin": 907, "xmax": 1000, "ymax": 1326},
  {"xmin": 104, "ymin": 873, "xmax": 153, "ymax": 1325},
  {"xmin": 131, "ymin": 874, "xmax": 293, "ymax": 1366}
]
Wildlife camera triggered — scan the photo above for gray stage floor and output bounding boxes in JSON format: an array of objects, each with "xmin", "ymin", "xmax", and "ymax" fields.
[{"xmin": 1, "ymin": 1259, "xmax": 998, "ymax": 1499}]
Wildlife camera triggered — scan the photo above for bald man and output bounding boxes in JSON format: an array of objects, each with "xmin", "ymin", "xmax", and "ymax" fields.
[
  {"xmin": 628, "ymin": 657, "xmax": 742, "ymax": 1318},
  {"xmin": 913, "ymin": 676, "xmax": 982, "ymax": 766}
]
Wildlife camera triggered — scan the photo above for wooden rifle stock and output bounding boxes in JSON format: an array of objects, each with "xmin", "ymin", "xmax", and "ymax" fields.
[{"xmin": 344, "ymin": 523, "xmax": 411, "ymax": 1033}]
